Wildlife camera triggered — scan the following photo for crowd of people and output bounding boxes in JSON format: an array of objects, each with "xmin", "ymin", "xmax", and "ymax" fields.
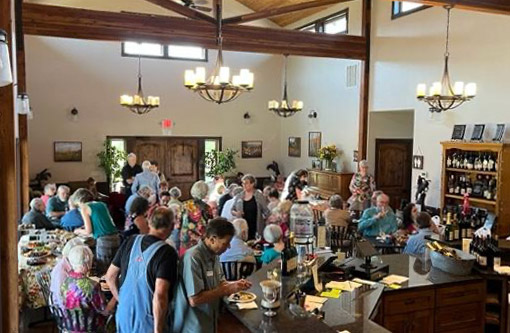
[{"xmin": 20, "ymin": 154, "xmax": 438, "ymax": 332}]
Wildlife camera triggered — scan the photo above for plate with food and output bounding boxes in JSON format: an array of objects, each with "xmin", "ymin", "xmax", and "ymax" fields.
[
  {"xmin": 27, "ymin": 241, "xmax": 46, "ymax": 249},
  {"xmin": 228, "ymin": 291, "xmax": 257, "ymax": 303},
  {"xmin": 27, "ymin": 257, "xmax": 48, "ymax": 266},
  {"xmin": 24, "ymin": 248, "xmax": 51, "ymax": 258}
]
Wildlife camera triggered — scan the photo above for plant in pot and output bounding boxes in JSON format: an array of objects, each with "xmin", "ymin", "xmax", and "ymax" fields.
[
  {"xmin": 97, "ymin": 139, "xmax": 127, "ymax": 191},
  {"xmin": 204, "ymin": 149, "xmax": 238, "ymax": 178},
  {"xmin": 318, "ymin": 145, "xmax": 341, "ymax": 171}
]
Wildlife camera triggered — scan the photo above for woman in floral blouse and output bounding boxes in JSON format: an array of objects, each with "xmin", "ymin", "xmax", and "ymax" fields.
[
  {"xmin": 179, "ymin": 181, "xmax": 213, "ymax": 256},
  {"xmin": 348, "ymin": 160, "xmax": 376, "ymax": 212}
]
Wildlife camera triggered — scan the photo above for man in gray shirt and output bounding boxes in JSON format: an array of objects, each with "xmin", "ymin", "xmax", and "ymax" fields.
[
  {"xmin": 173, "ymin": 218, "xmax": 252, "ymax": 333},
  {"xmin": 22, "ymin": 198, "xmax": 55, "ymax": 230}
]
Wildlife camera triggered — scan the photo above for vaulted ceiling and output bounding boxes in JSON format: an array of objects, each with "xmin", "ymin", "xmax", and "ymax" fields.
[{"xmin": 235, "ymin": 0, "xmax": 336, "ymax": 27}]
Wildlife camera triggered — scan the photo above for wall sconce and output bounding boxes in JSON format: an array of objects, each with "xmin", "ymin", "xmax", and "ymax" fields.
[
  {"xmin": 69, "ymin": 107, "xmax": 79, "ymax": 122},
  {"xmin": 16, "ymin": 93, "xmax": 30, "ymax": 115},
  {"xmin": 308, "ymin": 110, "xmax": 318, "ymax": 119},
  {"xmin": 0, "ymin": 29, "xmax": 13, "ymax": 87},
  {"xmin": 243, "ymin": 112, "xmax": 251, "ymax": 125}
]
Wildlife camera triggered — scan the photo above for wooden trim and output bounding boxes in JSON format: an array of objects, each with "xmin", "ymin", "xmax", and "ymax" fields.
[
  {"xmin": 223, "ymin": 0, "xmax": 350, "ymax": 25},
  {"xmin": 22, "ymin": 3, "xmax": 367, "ymax": 60},
  {"xmin": 358, "ymin": 0, "xmax": 371, "ymax": 159},
  {"xmin": 381, "ymin": 0, "xmax": 510, "ymax": 15},
  {"xmin": 143, "ymin": 0, "xmax": 216, "ymax": 24},
  {"xmin": 0, "ymin": 0, "xmax": 20, "ymax": 329}
]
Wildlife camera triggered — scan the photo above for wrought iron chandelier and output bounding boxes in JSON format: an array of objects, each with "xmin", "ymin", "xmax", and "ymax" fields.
[
  {"xmin": 268, "ymin": 55, "xmax": 303, "ymax": 118},
  {"xmin": 184, "ymin": 1, "xmax": 254, "ymax": 104},
  {"xmin": 120, "ymin": 56, "xmax": 160, "ymax": 115},
  {"xmin": 416, "ymin": 6, "xmax": 476, "ymax": 114}
]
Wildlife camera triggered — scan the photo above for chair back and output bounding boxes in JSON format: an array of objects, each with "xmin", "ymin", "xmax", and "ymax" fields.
[
  {"xmin": 49, "ymin": 303, "xmax": 106, "ymax": 333},
  {"xmin": 221, "ymin": 261, "xmax": 255, "ymax": 281},
  {"xmin": 35, "ymin": 268, "xmax": 52, "ymax": 305},
  {"xmin": 330, "ymin": 225, "xmax": 354, "ymax": 255}
]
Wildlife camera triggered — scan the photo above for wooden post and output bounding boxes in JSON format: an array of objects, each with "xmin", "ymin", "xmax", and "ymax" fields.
[
  {"xmin": 358, "ymin": 0, "xmax": 371, "ymax": 160},
  {"xmin": 0, "ymin": 0, "xmax": 20, "ymax": 330}
]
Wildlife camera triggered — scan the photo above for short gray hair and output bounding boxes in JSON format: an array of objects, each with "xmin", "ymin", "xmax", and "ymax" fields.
[
  {"xmin": 169, "ymin": 186, "xmax": 182, "ymax": 199},
  {"xmin": 263, "ymin": 224, "xmax": 282, "ymax": 244},
  {"xmin": 142, "ymin": 160, "xmax": 151, "ymax": 171},
  {"xmin": 30, "ymin": 198, "xmax": 43, "ymax": 210},
  {"xmin": 44, "ymin": 183, "xmax": 56, "ymax": 194},
  {"xmin": 68, "ymin": 245, "xmax": 94, "ymax": 273},
  {"xmin": 190, "ymin": 180, "xmax": 209, "ymax": 200},
  {"xmin": 232, "ymin": 218, "xmax": 248, "ymax": 238},
  {"xmin": 359, "ymin": 160, "xmax": 369, "ymax": 168},
  {"xmin": 241, "ymin": 174, "xmax": 257, "ymax": 186},
  {"xmin": 127, "ymin": 153, "xmax": 136, "ymax": 159},
  {"xmin": 329, "ymin": 194, "xmax": 343, "ymax": 209},
  {"xmin": 150, "ymin": 207, "xmax": 174, "ymax": 230},
  {"xmin": 232, "ymin": 186, "xmax": 243, "ymax": 197},
  {"xmin": 58, "ymin": 185, "xmax": 70, "ymax": 193}
]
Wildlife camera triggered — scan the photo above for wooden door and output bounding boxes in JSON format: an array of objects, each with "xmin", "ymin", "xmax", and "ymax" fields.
[
  {"xmin": 166, "ymin": 139, "xmax": 199, "ymax": 201},
  {"xmin": 132, "ymin": 138, "xmax": 166, "ymax": 169},
  {"xmin": 375, "ymin": 139, "xmax": 413, "ymax": 210}
]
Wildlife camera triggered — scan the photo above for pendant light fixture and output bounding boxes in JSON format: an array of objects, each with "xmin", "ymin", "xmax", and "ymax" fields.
[
  {"xmin": 120, "ymin": 56, "xmax": 160, "ymax": 115},
  {"xmin": 0, "ymin": 29, "xmax": 13, "ymax": 87},
  {"xmin": 184, "ymin": 0, "xmax": 254, "ymax": 104},
  {"xmin": 268, "ymin": 55, "xmax": 303, "ymax": 118},
  {"xmin": 416, "ymin": 6, "xmax": 476, "ymax": 114}
]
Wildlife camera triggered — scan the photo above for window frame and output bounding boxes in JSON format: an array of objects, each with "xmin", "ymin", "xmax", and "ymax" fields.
[
  {"xmin": 121, "ymin": 42, "xmax": 208, "ymax": 62},
  {"xmin": 297, "ymin": 8, "xmax": 349, "ymax": 35},
  {"xmin": 391, "ymin": 1, "xmax": 430, "ymax": 20}
]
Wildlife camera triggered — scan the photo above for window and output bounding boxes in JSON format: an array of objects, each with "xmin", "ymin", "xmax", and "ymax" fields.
[
  {"xmin": 392, "ymin": 1, "xmax": 429, "ymax": 19},
  {"xmin": 109, "ymin": 138, "xmax": 127, "ymax": 192},
  {"xmin": 122, "ymin": 42, "xmax": 207, "ymax": 61},
  {"xmin": 298, "ymin": 9, "xmax": 348, "ymax": 35},
  {"xmin": 204, "ymin": 139, "xmax": 221, "ymax": 182}
]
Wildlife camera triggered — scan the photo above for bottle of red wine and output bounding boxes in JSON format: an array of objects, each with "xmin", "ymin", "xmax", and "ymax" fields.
[{"xmin": 281, "ymin": 233, "xmax": 298, "ymax": 276}]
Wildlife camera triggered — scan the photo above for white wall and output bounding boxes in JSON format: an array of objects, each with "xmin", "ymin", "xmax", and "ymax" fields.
[
  {"xmin": 26, "ymin": 36, "xmax": 283, "ymax": 182},
  {"xmin": 279, "ymin": 56, "xmax": 361, "ymax": 175},
  {"xmin": 370, "ymin": 2, "xmax": 510, "ymax": 207}
]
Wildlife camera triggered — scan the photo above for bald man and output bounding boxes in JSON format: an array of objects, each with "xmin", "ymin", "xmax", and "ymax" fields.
[{"xmin": 358, "ymin": 193, "xmax": 397, "ymax": 237}]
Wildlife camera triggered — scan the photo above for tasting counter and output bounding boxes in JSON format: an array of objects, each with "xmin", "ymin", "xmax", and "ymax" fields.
[{"xmin": 221, "ymin": 254, "xmax": 485, "ymax": 333}]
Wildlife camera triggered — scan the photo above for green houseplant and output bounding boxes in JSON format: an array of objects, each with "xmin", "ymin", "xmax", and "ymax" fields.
[
  {"xmin": 97, "ymin": 139, "xmax": 127, "ymax": 190},
  {"xmin": 204, "ymin": 149, "xmax": 238, "ymax": 177}
]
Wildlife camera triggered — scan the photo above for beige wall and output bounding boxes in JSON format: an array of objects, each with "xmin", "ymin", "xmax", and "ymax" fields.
[{"xmin": 370, "ymin": 2, "xmax": 510, "ymax": 207}]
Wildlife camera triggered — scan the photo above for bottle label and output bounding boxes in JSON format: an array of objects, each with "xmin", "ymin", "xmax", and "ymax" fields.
[
  {"xmin": 454, "ymin": 230, "xmax": 459, "ymax": 240},
  {"xmin": 494, "ymin": 257, "xmax": 501, "ymax": 268},
  {"xmin": 479, "ymin": 256, "xmax": 487, "ymax": 267},
  {"xmin": 287, "ymin": 257, "xmax": 297, "ymax": 272}
]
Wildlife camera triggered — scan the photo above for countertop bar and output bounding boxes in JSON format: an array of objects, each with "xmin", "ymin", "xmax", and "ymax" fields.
[{"xmin": 224, "ymin": 254, "xmax": 484, "ymax": 333}]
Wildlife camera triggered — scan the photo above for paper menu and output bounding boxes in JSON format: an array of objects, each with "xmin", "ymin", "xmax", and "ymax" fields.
[
  {"xmin": 381, "ymin": 274, "xmax": 409, "ymax": 285},
  {"xmin": 304, "ymin": 295, "xmax": 328, "ymax": 312},
  {"xmin": 325, "ymin": 280, "xmax": 362, "ymax": 292}
]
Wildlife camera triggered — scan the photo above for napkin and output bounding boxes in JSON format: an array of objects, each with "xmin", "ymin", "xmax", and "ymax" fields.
[
  {"xmin": 320, "ymin": 289, "xmax": 341, "ymax": 298},
  {"xmin": 304, "ymin": 295, "xmax": 327, "ymax": 312},
  {"xmin": 381, "ymin": 274, "xmax": 409, "ymax": 285},
  {"xmin": 325, "ymin": 281, "xmax": 362, "ymax": 292},
  {"xmin": 237, "ymin": 302, "xmax": 258, "ymax": 310}
]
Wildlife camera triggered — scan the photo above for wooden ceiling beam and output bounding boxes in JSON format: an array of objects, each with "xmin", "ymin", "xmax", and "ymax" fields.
[
  {"xmin": 381, "ymin": 0, "xmax": 510, "ymax": 15},
  {"xmin": 142, "ymin": 0, "xmax": 216, "ymax": 24},
  {"xmin": 22, "ymin": 3, "xmax": 367, "ymax": 60},
  {"xmin": 223, "ymin": 0, "xmax": 351, "ymax": 25}
]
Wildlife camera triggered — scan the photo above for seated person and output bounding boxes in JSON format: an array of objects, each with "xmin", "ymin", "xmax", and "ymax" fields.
[
  {"xmin": 40, "ymin": 183, "xmax": 56, "ymax": 206},
  {"xmin": 266, "ymin": 200, "xmax": 292, "ymax": 239},
  {"xmin": 86, "ymin": 177, "xmax": 108, "ymax": 201},
  {"xmin": 324, "ymin": 194, "xmax": 350, "ymax": 227},
  {"xmin": 124, "ymin": 196, "xmax": 150, "ymax": 236},
  {"xmin": 260, "ymin": 224, "xmax": 285, "ymax": 265},
  {"xmin": 220, "ymin": 219, "xmax": 255, "ymax": 263},
  {"xmin": 60, "ymin": 245, "xmax": 113, "ymax": 329},
  {"xmin": 404, "ymin": 212, "xmax": 438, "ymax": 255},
  {"xmin": 46, "ymin": 185, "xmax": 70, "ymax": 225},
  {"xmin": 401, "ymin": 203, "xmax": 419, "ymax": 235},
  {"xmin": 60, "ymin": 190, "xmax": 86, "ymax": 231},
  {"xmin": 50, "ymin": 237, "xmax": 84, "ymax": 307},
  {"xmin": 358, "ymin": 193, "xmax": 397, "ymax": 237},
  {"xmin": 22, "ymin": 198, "xmax": 55, "ymax": 230},
  {"xmin": 267, "ymin": 188, "xmax": 280, "ymax": 212},
  {"xmin": 371, "ymin": 190, "xmax": 384, "ymax": 207}
]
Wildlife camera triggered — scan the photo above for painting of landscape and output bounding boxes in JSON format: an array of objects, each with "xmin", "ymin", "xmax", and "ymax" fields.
[{"xmin": 54, "ymin": 141, "xmax": 82, "ymax": 162}]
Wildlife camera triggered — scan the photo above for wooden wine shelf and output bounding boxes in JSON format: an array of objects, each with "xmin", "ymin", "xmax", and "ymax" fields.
[
  {"xmin": 444, "ymin": 194, "xmax": 497, "ymax": 206},
  {"xmin": 446, "ymin": 168, "xmax": 498, "ymax": 176}
]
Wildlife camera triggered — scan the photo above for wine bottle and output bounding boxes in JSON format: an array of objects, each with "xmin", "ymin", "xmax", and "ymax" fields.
[
  {"xmin": 447, "ymin": 154, "xmax": 452, "ymax": 168},
  {"xmin": 482, "ymin": 176, "xmax": 490, "ymax": 200},
  {"xmin": 445, "ymin": 212, "xmax": 452, "ymax": 241},
  {"xmin": 463, "ymin": 152, "xmax": 468, "ymax": 169},
  {"xmin": 454, "ymin": 176, "xmax": 460, "ymax": 195},
  {"xmin": 467, "ymin": 153, "xmax": 474, "ymax": 170},
  {"xmin": 453, "ymin": 153, "xmax": 459, "ymax": 168},
  {"xmin": 460, "ymin": 175, "xmax": 466, "ymax": 195},
  {"xmin": 472, "ymin": 175, "xmax": 484, "ymax": 198},
  {"xmin": 478, "ymin": 238, "xmax": 488, "ymax": 268},
  {"xmin": 448, "ymin": 175, "xmax": 455, "ymax": 194},
  {"xmin": 281, "ymin": 233, "xmax": 298, "ymax": 276},
  {"xmin": 492, "ymin": 235, "xmax": 502, "ymax": 269},
  {"xmin": 475, "ymin": 153, "xmax": 482, "ymax": 170},
  {"xmin": 466, "ymin": 177, "xmax": 473, "ymax": 195},
  {"xmin": 488, "ymin": 153, "xmax": 496, "ymax": 171},
  {"xmin": 452, "ymin": 214, "xmax": 460, "ymax": 241},
  {"xmin": 482, "ymin": 153, "xmax": 489, "ymax": 171}
]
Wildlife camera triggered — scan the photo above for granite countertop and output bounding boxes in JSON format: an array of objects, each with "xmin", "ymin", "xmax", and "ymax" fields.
[{"xmin": 224, "ymin": 254, "xmax": 483, "ymax": 333}]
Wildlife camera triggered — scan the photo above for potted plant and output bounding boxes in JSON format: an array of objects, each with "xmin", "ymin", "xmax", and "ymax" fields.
[
  {"xmin": 97, "ymin": 139, "xmax": 127, "ymax": 191},
  {"xmin": 204, "ymin": 149, "xmax": 238, "ymax": 178},
  {"xmin": 318, "ymin": 145, "xmax": 341, "ymax": 171}
]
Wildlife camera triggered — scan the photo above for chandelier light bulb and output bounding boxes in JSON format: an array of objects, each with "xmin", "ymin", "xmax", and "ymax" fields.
[{"xmin": 0, "ymin": 29, "xmax": 13, "ymax": 87}]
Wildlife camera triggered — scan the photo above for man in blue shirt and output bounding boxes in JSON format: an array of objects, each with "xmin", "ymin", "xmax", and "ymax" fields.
[
  {"xmin": 46, "ymin": 185, "xmax": 70, "ymax": 226},
  {"xmin": 404, "ymin": 212, "xmax": 438, "ymax": 256},
  {"xmin": 132, "ymin": 160, "xmax": 160, "ymax": 195},
  {"xmin": 125, "ymin": 185, "xmax": 153, "ymax": 217},
  {"xmin": 220, "ymin": 218, "xmax": 255, "ymax": 263},
  {"xmin": 358, "ymin": 193, "xmax": 397, "ymax": 237}
]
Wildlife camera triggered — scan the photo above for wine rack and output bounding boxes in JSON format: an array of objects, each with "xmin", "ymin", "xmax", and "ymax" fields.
[{"xmin": 441, "ymin": 142, "xmax": 510, "ymax": 237}]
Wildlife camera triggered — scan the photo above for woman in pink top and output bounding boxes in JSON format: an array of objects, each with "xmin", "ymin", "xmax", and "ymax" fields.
[{"xmin": 41, "ymin": 183, "xmax": 57, "ymax": 206}]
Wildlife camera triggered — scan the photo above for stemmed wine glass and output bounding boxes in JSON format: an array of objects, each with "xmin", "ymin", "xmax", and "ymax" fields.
[{"xmin": 260, "ymin": 280, "xmax": 281, "ymax": 317}]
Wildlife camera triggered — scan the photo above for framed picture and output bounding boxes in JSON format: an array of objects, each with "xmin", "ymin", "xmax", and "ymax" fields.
[
  {"xmin": 311, "ymin": 159, "xmax": 322, "ymax": 169},
  {"xmin": 54, "ymin": 141, "xmax": 82, "ymax": 162},
  {"xmin": 470, "ymin": 124, "xmax": 485, "ymax": 141},
  {"xmin": 241, "ymin": 141, "xmax": 262, "ymax": 158},
  {"xmin": 353, "ymin": 150, "xmax": 359, "ymax": 162},
  {"xmin": 493, "ymin": 124, "xmax": 506, "ymax": 142},
  {"xmin": 412, "ymin": 155, "xmax": 424, "ymax": 170},
  {"xmin": 451, "ymin": 125, "xmax": 466, "ymax": 141},
  {"xmin": 308, "ymin": 132, "xmax": 322, "ymax": 157},
  {"xmin": 288, "ymin": 137, "xmax": 301, "ymax": 157}
]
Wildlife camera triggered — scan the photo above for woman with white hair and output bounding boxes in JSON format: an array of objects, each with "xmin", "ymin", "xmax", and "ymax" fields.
[
  {"xmin": 168, "ymin": 186, "xmax": 183, "ymax": 209},
  {"xmin": 260, "ymin": 224, "xmax": 284, "ymax": 265},
  {"xmin": 50, "ymin": 237, "xmax": 84, "ymax": 307},
  {"xmin": 348, "ymin": 160, "xmax": 376, "ymax": 212},
  {"xmin": 41, "ymin": 183, "xmax": 57, "ymax": 206},
  {"xmin": 131, "ymin": 160, "xmax": 160, "ymax": 195},
  {"xmin": 179, "ymin": 180, "xmax": 213, "ymax": 256},
  {"xmin": 219, "ymin": 218, "xmax": 255, "ymax": 263}
]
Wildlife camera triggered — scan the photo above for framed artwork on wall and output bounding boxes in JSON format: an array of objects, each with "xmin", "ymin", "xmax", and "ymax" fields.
[
  {"xmin": 288, "ymin": 137, "xmax": 301, "ymax": 157},
  {"xmin": 308, "ymin": 132, "xmax": 322, "ymax": 157},
  {"xmin": 241, "ymin": 141, "xmax": 262, "ymax": 158},
  {"xmin": 412, "ymin": 155, "xmax": 424, "ymax": 170},
  {"xmin": 54, "ymin": 141, "xmax": 82, "ymax": 162},
  {"xmin": 451, "ymin": 125, "xmax": 466, "ymax": 141},
  {"xmin": 470, "ymin": 124, "xmax": 485, "ymax": 141}
]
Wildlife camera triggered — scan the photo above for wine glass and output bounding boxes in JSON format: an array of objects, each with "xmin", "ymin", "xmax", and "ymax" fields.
[
  {"xmin": 263, "ymin": 288, "xmax": 278, "ymax": 317},
  {"xmin": 260, "ymin": 280, "xmax": 281, "ymax": 317}
]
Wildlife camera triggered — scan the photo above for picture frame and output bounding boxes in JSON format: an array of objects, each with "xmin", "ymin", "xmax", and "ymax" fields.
[
  {"xmin": 493, "ymin": 124, "xmax": 506, "ymax": 142},
  {"xmin": 412, "ymin": 155, "xmax": 424, "ymax": 170},
  {"xmin": 288, "ymin": 137, "xmax": 301, "ymax": 157},
  {"xmin": 311, "ymin": 159, "xmax": 322, "ymax": 170},
  {"xmin": 451, "ymin": 125, "xmax": 466, "ymax": 141},
  {"xmin": 353, "ymin": 150, "xmax": 359, "ymax": 162},
  {"xmin": 470, "ymin": 124, "xmax": 485, "ymax": 141},
  {"xmin": 308, "ymin": 131, "xmax": 322, "ymax": 157},
  {"xmin": 241, "ymin": 141, "xmax": 263, "ymax": 159},
  {"xmin": 54, "ymin": 141, "xmax": 82, "ymax": 162}
]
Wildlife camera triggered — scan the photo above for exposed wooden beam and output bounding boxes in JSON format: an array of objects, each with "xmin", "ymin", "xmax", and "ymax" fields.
[
  {"xmin": 223, "ymin": 0, "xmax": 351, "ymax": 25},
  {"xmin": 358, "ymin": 0, "xmax": 371, "ymax": 160},
  {"xmin": 22, "ymin": 3, "xmax": 367, "ymax": 60},
  {"xmin": 142, "ymin": 0, "xmax": 216, "ymax": 24},
  {"xmin": 381, "ymin": 0, "xmax": 510, "ymax": 15}
]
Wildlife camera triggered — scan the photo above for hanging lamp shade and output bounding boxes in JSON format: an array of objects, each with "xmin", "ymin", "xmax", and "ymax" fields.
[{"xmin": 0, "ymin": 29, "xmax": 13, "ymax": 87}]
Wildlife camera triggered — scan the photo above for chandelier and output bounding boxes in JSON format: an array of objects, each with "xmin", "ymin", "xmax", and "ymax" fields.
[
  {"xmin": 0, "ymin": 29, "xmax": 13, "ymax": 87},
  {"xmin": 184, "ymin": 1, "xmax": 254, "ymax": 104},
  {"xmin": 120, "ymin": 56, "xmax": 160, "ymax": 115},
  {"xmin": 416, "ymin": 6, "xmax": 476, "ymax": 113},
  {"xmin": 268, "ymin": 55, "xmax": 303, "ymax": 118}
]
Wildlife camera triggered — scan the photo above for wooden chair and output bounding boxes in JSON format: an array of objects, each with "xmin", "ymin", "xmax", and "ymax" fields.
[
  {"xmin": 35, "ymin": 268, "xmax": 52, "ymax": 306},
  {"xmin": 330, "ymin": 225, "xmax": 355, "ymax": 257},
  {"xmin": 221, "ymin": 261, "xmax": 256, "ymax": 281}
]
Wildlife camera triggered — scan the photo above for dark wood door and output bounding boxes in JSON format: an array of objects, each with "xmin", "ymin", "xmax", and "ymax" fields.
[
  {"xmin": 166, "ymin": 139, "xmax": 199, "ymax": 201},
  {"xmin": 133, "ymin": 138, "xmax": 166, "ymax": 168},
  {"xmin": 375, "ymin": 139, "xmax": 413, "ymax": 210}
]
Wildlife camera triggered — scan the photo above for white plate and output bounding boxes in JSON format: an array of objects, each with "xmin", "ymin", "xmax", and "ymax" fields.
[{"xmin": 228, "ymin": 291, "xmax": 257, "ymax": 303}]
